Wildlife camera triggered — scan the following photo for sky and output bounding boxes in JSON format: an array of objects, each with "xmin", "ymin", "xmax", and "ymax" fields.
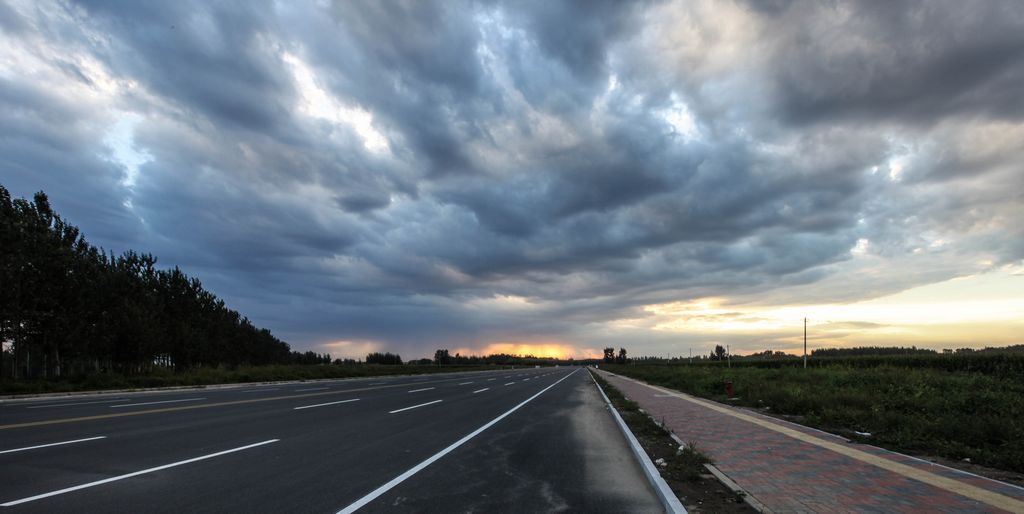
[{"xmin": 2, "ymin": 0, "xmax": 1022, "ymax": 360}]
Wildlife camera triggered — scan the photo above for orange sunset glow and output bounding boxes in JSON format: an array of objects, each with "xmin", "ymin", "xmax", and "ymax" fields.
[{"xmin": 452, "ymin": 343, "xmax": 585, "ymax": 360}]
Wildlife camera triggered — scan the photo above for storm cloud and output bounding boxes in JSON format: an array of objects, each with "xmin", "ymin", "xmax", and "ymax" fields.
[{"xmin": 2, "ymin": 0, "xmax": 1022, "ymax": 358}]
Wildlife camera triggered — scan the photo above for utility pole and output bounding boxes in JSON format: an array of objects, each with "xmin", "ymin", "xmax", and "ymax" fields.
[
  {"xmin": 689, "ymin": 348, "xmax": 692, "ymax": 364},
  {"xmin": 727, "ymin": 344, "xmax": 731, "ymax": 368},
  {"xmin": 803, "ymin": 317, "xmax": 808, "ymax": 369}
]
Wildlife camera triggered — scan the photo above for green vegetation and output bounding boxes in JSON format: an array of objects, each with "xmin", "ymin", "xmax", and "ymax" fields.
[
  {"xmin": 0, "ymin": 185, "xmax": 295, "ymax": 380},
  {"xmin": 364, "ymin": 352, "xmax": 403, "ymax": 365},
  {"xmin": 603, "ymin": 359, "xmax": 1024, "ymax": 473},
  {"xmin": 632, "ymin": 346, "xmax": 1024, "ymax": 381},
  {"xmin": 601, "ymin": 347, "xmax": 629, "ymax": 364}
]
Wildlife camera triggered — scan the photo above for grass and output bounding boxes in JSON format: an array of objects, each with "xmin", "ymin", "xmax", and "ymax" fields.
[
  {"xmin": 0, "ymin": 364, "xmax": 498, "ymax": 395},
  {"xmin": 603, "ymin": 363, "xmax": 1024, "ymax": 474}
]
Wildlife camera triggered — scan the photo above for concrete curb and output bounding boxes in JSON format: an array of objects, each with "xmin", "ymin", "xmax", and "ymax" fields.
[
  {"xmin": 704, "ymin": 462, "xmax": 774, "ymax": 514},
  {"xmin": 602, "ymin": 369, "xmax": 773, "ymax": 514},
  {"xmin": 661, "ymin": 430, "xmax": 773, "ymax": 514},
  {"xmin": 588, "ymin": 369, "xmax": 686, "ymax": 514}
]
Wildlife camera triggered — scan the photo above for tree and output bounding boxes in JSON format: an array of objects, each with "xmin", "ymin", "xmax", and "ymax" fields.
[
  {"xmin": 603, "ymin": 347, "xmax": 615, "ymax": 363},
  {"xmin": 616, "ymin": 347, "xmax": 628, "ymax": 364},
  {"xmin": 434, "ymin": 348, "xmax": 451, "ymax": 365},
  {"xmin": 366, "ymin": 352, "xmax": 402, "ymax": 365},
  {"xmin": 0, "ymin": 184, "xmax": 293, "ymax": 380},
  {"xmin": 711, "ymin": 344, "xmax": 727, "ymax": 361}
]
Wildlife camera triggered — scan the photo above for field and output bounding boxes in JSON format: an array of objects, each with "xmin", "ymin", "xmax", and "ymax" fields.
[{"xmin": 603, "ymin": 354, "xmax": 1024, "ymax": 474}]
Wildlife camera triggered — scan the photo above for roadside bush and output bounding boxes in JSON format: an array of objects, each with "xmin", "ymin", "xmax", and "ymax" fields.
[{"xmin": 605, "ymin": 363, "xmax": 1024, "ymax": 473}]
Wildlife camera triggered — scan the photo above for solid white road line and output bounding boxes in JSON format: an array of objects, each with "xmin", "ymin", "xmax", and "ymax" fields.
[
  {"xmin": 407, "ymin": 387, "xmax": 434, "ymax": 393},
  {"xmin": 389, "ymin": 400, "xmax": 443, "ymax": 414},
  {"xmin": 338, "ymin": 369, "xmax": 579, "ymax": 514},
  {"xmin": 457, "ymin": 382, "xmax": 473, "ymax": 385},
  {"xmin": 110, "ymin": 398, "xmax": 205, "ymax": 408},
  {"xmin": 472, "ymin": 388, "xmax": 489, "ymax": 394},
  {"xmin": 0, "ymin": 439, "xmax": 279, "ymax": 507},
  {"xmin": 504, "ymin": 382, "xmax": 515, "ymax": 386},
  {"xmin": 0, "ymin": 436, "xmax": 107, "ymax": 455},
  {"xmin": 293, "ymin": 398, "xmax": 361, "ymax": 410},
  {"xmin": 240, "ymin": 388, "xmax": 280, "ymax": 393},
  {"xmin": 295, "ymin": 387, "xmax": 329, "ymax": 392},
  {"xmin": 27, "ymin": 399, "xmax": 129, "ymax": 409},
  {"xmin": 487, "ymin": 378, "xmax": 496, "ymax": 381}
]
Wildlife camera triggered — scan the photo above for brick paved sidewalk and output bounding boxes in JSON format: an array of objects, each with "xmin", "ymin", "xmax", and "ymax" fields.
[{"xmin": 596, "ymin": 369, "xmax": 1024, "ymax": 514}]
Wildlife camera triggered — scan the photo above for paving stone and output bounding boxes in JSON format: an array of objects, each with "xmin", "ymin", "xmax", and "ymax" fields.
[{"xmin": 597, "ymin": 370, "xmax": 1024, "ymax": 514}]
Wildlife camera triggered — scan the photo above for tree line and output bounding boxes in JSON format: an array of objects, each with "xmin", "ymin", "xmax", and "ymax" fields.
[
  {"xmin": 0, "ymin": 185, "xmax": 299, "ymax": 380},
  {"xmin": 602, "ymin": 347, "xmax": 628, "ymax": 364},
  {"xmin": 427, "ymin": 349, "xmax": 571, "ymax": 366}
]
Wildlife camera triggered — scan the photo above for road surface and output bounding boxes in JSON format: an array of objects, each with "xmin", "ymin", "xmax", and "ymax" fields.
[{"xmin": 1, "ymin": 367, "xmax": 662, "ymax": 513}]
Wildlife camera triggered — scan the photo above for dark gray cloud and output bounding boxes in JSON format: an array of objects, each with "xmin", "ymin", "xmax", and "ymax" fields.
[
  {"xmin": 508, "ymin": 0, "xmax": 644, "ymax": 80},
  {"xmin": 2, "ymin": 0, "xmax": 1022, "ymax": 358},
  {"xmin": 760, "ymin": 0, "xmax": 1024, "ymax": 125},
  {"xmin": 77, "ymin": 0, "xmax": 298, "ymax": 132},
  {"xmin": 0, "ymin": 1, "xmax": 27, "ymax": 33}
]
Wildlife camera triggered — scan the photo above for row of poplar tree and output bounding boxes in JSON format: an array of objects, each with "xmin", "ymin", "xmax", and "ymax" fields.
[{"xmin": 0, "ymin": 185, "xmax": 295, "ymax": 379}]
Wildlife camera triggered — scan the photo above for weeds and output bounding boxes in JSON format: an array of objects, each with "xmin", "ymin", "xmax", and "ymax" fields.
[
  {"xmin": 676, "ymin": 441, "xmax": 715, "ymax": 481},
  {"xmin": 604, "ymin": 363, "xmax": 1024, "ymax": 473}
]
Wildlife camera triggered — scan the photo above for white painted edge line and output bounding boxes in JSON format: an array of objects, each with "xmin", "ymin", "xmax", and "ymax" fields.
[
  {"xmin": 458, "ymin": 382, "xmax": 473, "ymax": 385},
  {"xmin": 240, "ymin": 388, "xmax": 280, "ymax": 393},
  {"xmin": 1, "ymin": 439, "xmax": 279, "ymax": 507},
  {"xmin": 407, "ymin": 387, "xmax": 435, "ymax": 393},
  {"xmin": 588, "ymin": 370, "xmax": 686, "ymax": 514},
  {"xmin": 294, "ymin": 399, "xmax": 361, "ymax": 410},
  {"xmin": 472, "ymin": 388, "xmax": 489, "ymax": 394},
  {"xmin": 389, "ymin": 400, "xmax": 443, "ymax": 414},
  {"xmin": 295, "ymin": 387, "xmax": 329, "ymax": 392},
  {"xmin": 0, "ymin": 436, "xmax": 107, "ymax": 455},
  {"xmin": 110, "ymin": 398, "xmax": 205, "ymax": 408},
  {"xmin": 339, "ymin": 369, "xmax": 579, "ymax": 514},
  {"xmin": 27, "ymin": 399, "xmax": 129, "ymax": 409}
]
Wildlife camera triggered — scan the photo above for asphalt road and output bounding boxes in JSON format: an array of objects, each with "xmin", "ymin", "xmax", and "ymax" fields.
[{"xmin": 0, "ymin": 367, "xmax": 662, "ymax": 513}]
